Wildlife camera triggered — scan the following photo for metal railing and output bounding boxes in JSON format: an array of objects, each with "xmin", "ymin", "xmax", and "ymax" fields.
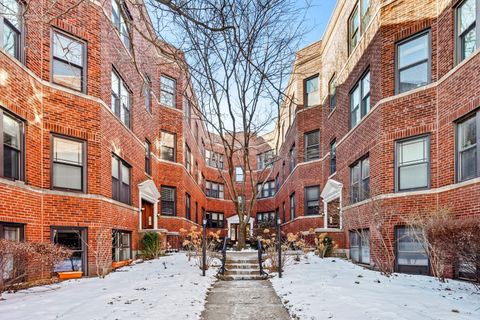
[
  {"xmin": 218, "ymin": 237, "xmax": 229, "ymax": 275},
  {"xmin": 257, "ymin": 239, "xmax": 267, "ymax": 276}
]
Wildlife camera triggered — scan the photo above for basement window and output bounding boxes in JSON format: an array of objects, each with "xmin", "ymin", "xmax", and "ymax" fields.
[{"xmin": 112, "ymin": 230, "xmax": 131, "ymax": 262}]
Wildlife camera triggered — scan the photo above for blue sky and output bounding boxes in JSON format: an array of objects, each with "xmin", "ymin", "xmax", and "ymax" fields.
[{"xmin": 299, "ymin": 0, "xmax": 338, "ymax": 47}]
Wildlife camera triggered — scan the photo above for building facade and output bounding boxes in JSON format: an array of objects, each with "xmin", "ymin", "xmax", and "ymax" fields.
[{"xmin": 0, "ymin": 0, "xmax": 478, "ymax": 282}]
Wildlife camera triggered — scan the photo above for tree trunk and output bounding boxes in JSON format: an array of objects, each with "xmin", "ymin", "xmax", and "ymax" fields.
[{"xmin": 237, "ymin": 222, "xmax": 247, "ymax": 251}]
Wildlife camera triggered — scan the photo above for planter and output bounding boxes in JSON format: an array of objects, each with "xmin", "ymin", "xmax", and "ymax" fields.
[
  {"xmin": 112, "ymin": 259, "xmax": 132, "ymax": 269},
  {"xmin": 57, "ymin": 271, "xmax": 83, "ymax": 280}
]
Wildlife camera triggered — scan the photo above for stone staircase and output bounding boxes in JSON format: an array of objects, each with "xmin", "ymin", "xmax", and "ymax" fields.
[{"xmin": 218, "ymin": 252, "xmax": 268, "ymax": 281}]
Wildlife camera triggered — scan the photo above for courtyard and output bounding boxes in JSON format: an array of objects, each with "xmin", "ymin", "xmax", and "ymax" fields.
[{"xmin": 1, "ymin": 253, "xmax": 479, "ymax": 320}]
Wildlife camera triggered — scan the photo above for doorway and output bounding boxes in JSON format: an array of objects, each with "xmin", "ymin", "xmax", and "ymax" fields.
[
  {"xmin": 141, "ymin": 200, "xmax": 155, "ymax": 229},
  {"xmin": 230, "ymin": 223, "xmax": 250, "ymax": 242}
]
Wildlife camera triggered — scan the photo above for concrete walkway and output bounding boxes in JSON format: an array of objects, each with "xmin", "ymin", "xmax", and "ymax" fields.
[{"xmin": 201, "ymin": 280, "xmax": 291, "ymax": 320}]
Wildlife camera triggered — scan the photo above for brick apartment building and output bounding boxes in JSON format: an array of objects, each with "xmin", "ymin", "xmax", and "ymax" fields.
[{"xmin": 0, "ymin": 0, "xmax": 479, "ymax": 282}]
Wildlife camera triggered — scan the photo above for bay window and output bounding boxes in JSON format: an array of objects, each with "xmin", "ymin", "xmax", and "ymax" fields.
[
  {"xmin": 457, "ymin": 111, "xmax": 479, "ymax": 182},
  {"xmin": 206, "ymin": 150, "xmax": 224, "ymax": 169},
  {"xmin": 456, "ymin": 0, "xmax": 478, "ymax": 63},
  {"xmin": 112, "ymin": 154, "xmax": 131, "ymax": 205},
  {"xmin": 0, "ymin": 109, "xmax": 23, "ymax": 180},
  {"xmin": 161, "ymin": 186, "xmax": 176, "ymax": 216},
  {"xmin": 350, "ymin": 157, "xmax": 369, "ymax": 204},
  {"xmin": 0, "ymin": 0, "xmax": 22, "ymax": 60},
  {"xmin": 396, "ymin": 30, "xmax": 431, "ymax": 94},
  {"xmin": 329, "ymin": 74, "xmax": 337, "ymax": 110},
  {"xmin": 111, "ymin": 69, "xmax": 131, "ymax": 128},
  {"xmin": 304, "ymin": 75, "xmax": 319, "ymax": 108},
  {"xmin": 185, "ymin": 193, "xmax": 191, "ymax": 220},
  {"xmin": 305, "ymin": 185, "xmax": 320, "ymax": 215},
  {"xmin": 290, "ymin": 192, "xmax": 295, "ymax": 220},
  {"xmin": 160, "ymin": 76, "xmax": 176, "ymax": 108},
  {"xmin": 145, "ymin": 140, "xmax": 151, "ymax": 175},
  {"xmin": 395, "ymin": 135, "xmax": 430, "ymax": 191},
  {"xmin": 160, "ymin": 131, "xmax": 176, "ymax": 162},
  {"xmin": 52, "ymin": 30, "xmax": 86, "ymax": 92},
  {"xmin": 350, "ymin": 70, "xmax": 370, "ymax": 128},
  {"xmin": 52, "ymin": 135, "xmax": 86, "ymax": 191}
]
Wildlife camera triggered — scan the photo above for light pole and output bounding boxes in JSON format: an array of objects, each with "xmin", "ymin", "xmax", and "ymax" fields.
[
  {"xmin": 202, "ymin": 218, "xmax": 207, "ymax": 276},
  {"xmin": 277, "ymin": 217, "xmax": 282, "ymax": 278}
]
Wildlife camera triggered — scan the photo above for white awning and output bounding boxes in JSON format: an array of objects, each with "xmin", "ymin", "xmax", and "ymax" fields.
[
  {"xmin": 138, "ymin": 179, "xmax": 160, "ymax": 203},
  {"xmin": 321, "ymin": 179, "xmax": 343, "ymax": 203}
]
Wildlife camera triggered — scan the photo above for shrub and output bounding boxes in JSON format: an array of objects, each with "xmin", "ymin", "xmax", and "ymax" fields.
[
  {"xmin": 141, "ymin": 232, "xmax": 164, "ymax": 259},
  {"xmin": 180, "ymin": 227, "xmax": 221, "ymax": 270},
  {"xmin": 314, "ymin": 233, "xmax": 336, "ymax": 258},
  {"xmin": 0, "ymin": 240, "xmax": 72, "ymax": 298}
]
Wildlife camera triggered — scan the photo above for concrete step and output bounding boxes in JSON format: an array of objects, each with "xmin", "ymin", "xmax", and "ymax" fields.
[
  {"xmin": 226, "ymin": 259, "xmax": 258, "ymax": 264},
  {"xmin": 224, "ymin": 269, "xmax": 261, "ymax": 276},
  {"xmin": 219, "ymin": 274, "xmax": 268, "ymax": 281},
  {"xmin": 225, "ymin": 263, "xmax": 259, "ymax": 269}
]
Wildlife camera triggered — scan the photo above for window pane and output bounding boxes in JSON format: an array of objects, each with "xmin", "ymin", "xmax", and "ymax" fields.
[
  {"xmin": 54, "ymin": 137, "xmax": 82, "ymax": 165},
  {"xmin": 305, "ymin": 76, "xmax": 319, "ymax": 106},
  {"xmin": 3, "ymin": 22, "xmax": 19, "ymax": 57},
  {"xmin": 459, "ymin": 116, "xmax": 477, "ymax": 150},
  {"xmin": 2, "ymin": 0, "xmax": 21, "ymax": 27},
  {"xmin": 460, "ymin": 148, "xmax": 477, "ymax": 181},
  {"xmin": 351, "ymin": 163, "xmax": 360, "ymax": 184},
  {"xmin": 53, "ymin": 32, "xmax": 83, "ymax": 66},
  {"xmin": 399, "ymin": 62, "xmax": 428, "ymax": 93},
  {"xmin": 399, "ymin": 34, "xmax": 429, "ymax": 69},
  {"xmin": 362, "ymin": 72, "xmax": 370, "ymax": 98},
  {"xmin": 3, "ymin": 114, "xmax": 20, "ymax": 149},
  {"xmin": 112, "ymin": 157, "xmax": 119, "ymax": 178},
  {"xmin": 362, "ymin": 158, "xmax": 370, "ymax": 179},
  {"xmin": 4, "ymin": 226, "xmax": 21, "ymax": 241},
  {"xmin": 397, "ymin": 227, "xmax": 428, "ymax": 266},
  {"xmin": 53, "ymin": 163, "xmax": 82, "ymax": 189},
  {"xmin": 3, "ymin": 146, "xmax": 19, "ymax": 179},
  {"xmin": 459, "ymin": 0, "xmax": 476, "ymax": 34},
  {"xmin": 399, "ymin": 163, "xmax": 428, "ymax": 190},
  {"xmin": 400, "ymin": 138, "xmax": 427, "ymax": 165},
  {"xmin": 53, "ymin": 59, "xmax": 82, "ymax": 91},
  {"xmin": 121, "ymin": 163, "xmax": 130, "ymax": 184},
  {"xmin": 462, "ymin": 28, "xmax": 477, "ymax": 60}
]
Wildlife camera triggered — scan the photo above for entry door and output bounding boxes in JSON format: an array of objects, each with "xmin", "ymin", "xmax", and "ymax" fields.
[{"xmin": 142, "ymin": 200, "xmax": 154, "ymax": 229}]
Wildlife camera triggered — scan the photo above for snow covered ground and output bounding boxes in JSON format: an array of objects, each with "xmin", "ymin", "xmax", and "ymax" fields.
[
  {"xmin": 1, "ymin": 254, "xmax": 216, "ymax": 320},
  {"xmin": 271, "ymin": 253, "xmax": 480, "ymax": 320}
]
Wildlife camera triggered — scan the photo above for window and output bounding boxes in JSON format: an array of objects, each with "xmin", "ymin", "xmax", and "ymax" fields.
[
  {"xmin": 161, "ymin": 186, "xmax": 176, "ymax": 216},
  {"xmin": 395, "ymin": 135, "xmax": 430, "ymax": 191},
  {"xmin": 195, "ymin": 122, "xmax": 199, "ymax": 144},
  {"xmin": 350, "ymin": 157, "xmax": 370, "ymax": 204},
  {"xmin": 112, "ymin": 0, "xmax": 131, "ymax": 50},
  {"xmin": 235, "ymin": 166, "xmax": 244, "ymax": 182},
  {"xmin": 0, "ymin": 109, "xmax": 24, "ymax": 180},
  {"xmin": 52, "ymin": 31, "xmax": 86, "ymax": 92},
  {"xmin": 395, "ymin": 226, "xmax": 429, "ymax": 275},
  {"xmin": 112, "ymin": 230, "xmax": 131, "ymax": 262},
  {"xmin": 52, "ymin": 227, "xmax": 87, "ymax": 273},
  {"xmin": 201, "ymin": 140, "xmax": 205, "ymax": 158},
  {"xmin": 350, "ymin": 70, "xmax": 370, "ymax": 128},
  {"xmin": 289, "ymin": 144, "xmax": 296, "ymax": 171},
  {"xmin": 396, "ymin": 30, "xmax": 431, "ymax": 94},
  {"xmin": 282, "ymin": 202, "xmax": 286, "ymax": 223},
  {"xmin": 348, "ymin": 0, "xmax": 370, "ymax": 54},
  {"xmin": 304, "ymin": 185, "xmax": 320, "ymax": 215},
  {"xmin": 195, "ymin": 161, "xmax": 199, "ymax": 183},
  {"xmin": 160, "ymin": 76, "xmax": 176, "ymax": 108},
  {"xmin": 457, "ymin": 112, "xmax": 479, "ymax": 182},
  {"xmin": 256, "ymin": 212, "xmax": 275, "ymax": 222},
  {"xmin": 111, "ymin": 69, "xmax": 131, "ymax": 128},
  {"xmin": 456, "ymin": 0, "xmax": 478, "ymax": 63},
  {"xmin": 52, "ymin": 136, "xmax": 86, "ymax": 191},
  {"xmin": 349, "ymin": 229, "xmax": 370, "ymax": 265},
  {"xmin": 144, "ymin": 75, "xmax": 152, "ymax": 113},
  {"xmin": 0, "ymin": 0, "xmax": 22, "ymax": 60},
  {"xmin": 160, "ymin": 131, "xmax": 175, "ymax": 162},
  {"xmin": 257, "ymin": 181, "xmax": 275, "ymax": 199},
  {"xmin": 282, "ymin": 161, "xmax": 286, "ymax": 182},
  {"xmin": 206, "ymin": 212, "xmax": 224, "ymax": 228},
  {"xmin": 184, "ymin": 99, "xmax": 191, "ymax": 126},
  {"xmin": 290, "ymin": 193, "xmax": 296, "ymax": 220},
  {"xmin": 111, "ymin": 154, "xmax": 131, "ymax": 205},
  {"xmin": 206, "ymin": 181, "xmax": 224, "ymax": 199},
  {"xmin": 330, "ymin": 139, "xmax": 337, "ymax": 174},
  {"xmin": 185, "ymin": 193, "xmax": 191, "ymax": 220},
  {"xmin": 275, "ymin": 174, "xmax": 280, "ymax": 192},
  {"xmin": 257, "ymin": 149, "xmax": 274, "ymax": 170},
  {"xmin": 0, "ymin": 222, "xmax": 24, "ymax": 282},
  {"xmin": 206, "ymin": 150, "xmax": 224, "ymax": 169},
  {"xmin": 185, "ymin": 144, "xmax": 192, "ymax": 173},
  {"xmin": 145, "ymin": 140, "xmax": 151, "ymax": 175},
  {"xmin": 304, "ymin": 75, "xmax": 319, "ymax": 108},
  {"xmin": 329, "ymin": 74, "xmax": 337, "ymax": 110},
  {"xmin": 304, "ymin": 130, "xmax": 320, "ymax": 161}
]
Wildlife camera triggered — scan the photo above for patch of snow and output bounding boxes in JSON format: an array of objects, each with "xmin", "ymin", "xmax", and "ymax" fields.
[
  {"xmin": 271, "ymin": 253, "xmax": 480, "ymax": 320},
  {"xmin": 1, "ymin": 254, "xmax": 216, "ymax": 320}
]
